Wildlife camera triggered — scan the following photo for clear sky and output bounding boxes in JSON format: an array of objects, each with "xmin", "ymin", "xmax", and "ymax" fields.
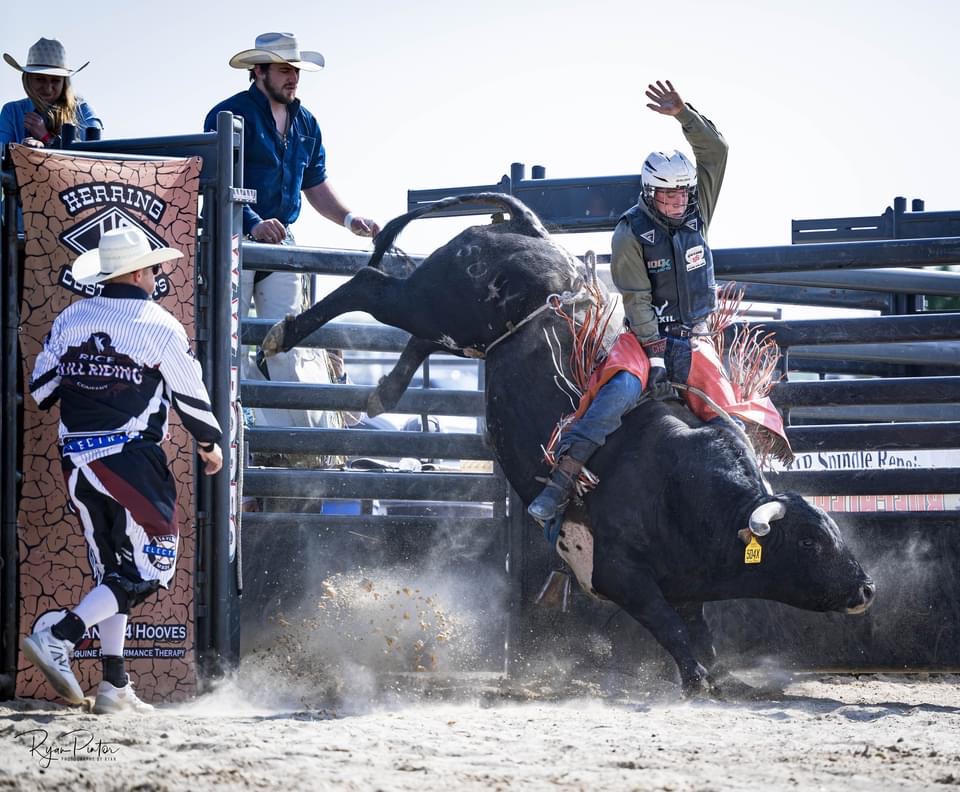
[{"xmin": 5, "ymin": 0, "xmax": 959, "ymax": 261}]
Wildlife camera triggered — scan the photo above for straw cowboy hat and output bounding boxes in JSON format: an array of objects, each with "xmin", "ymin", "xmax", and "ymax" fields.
[
  {"xmin": 229, "ymin": 32, "xmax": 324, "ymax": 71},
  {"xmin": 72, "ymin": 228, "xmax": 183, "ymax": 285},
  {"xmin": 3, "ymin": 38, "xmax": 88, "ymax": 77}
]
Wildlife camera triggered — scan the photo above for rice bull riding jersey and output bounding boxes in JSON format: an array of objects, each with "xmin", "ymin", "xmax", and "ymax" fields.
[{"xmin": 29, "ymin": 283, "xmax": 221, "ymax": 593}]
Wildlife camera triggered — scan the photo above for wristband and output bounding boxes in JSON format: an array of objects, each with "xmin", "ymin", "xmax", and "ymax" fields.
[
  {"xmin": 343, "ymin": 212, "xmax": 355, "ymax": 230},
  {"xmin": 649, "ymin": 357, "xmax": 666, "ymax": 369},
  {"xmin": 642, "ymin": 337, "xmax": 667, "ymax": 356},
  {"xmin": 199, "ymin": 441, "xmax": 216, "ymax": 452}
]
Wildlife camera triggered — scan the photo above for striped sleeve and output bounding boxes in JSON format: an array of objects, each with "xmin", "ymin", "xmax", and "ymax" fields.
[
  {"xmin": 29, "ymin": 317, "xmax": 64, "ymax": 410},
  {"xmin": 158, "ymin": 319, "xmax": 222, "ymax": 444}
]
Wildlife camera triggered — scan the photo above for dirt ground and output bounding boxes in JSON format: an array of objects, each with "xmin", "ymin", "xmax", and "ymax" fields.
[
  {"xmin": 4, "ymin": 573, "xmax": 959, "ymax": 791},
  {"xmin": 2, "ymin": 671, "xmax": 959, "ymax": 792}
]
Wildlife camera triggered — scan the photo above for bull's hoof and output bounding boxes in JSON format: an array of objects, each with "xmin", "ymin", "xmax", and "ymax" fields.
[
  {"xmin": 367, "ymin": 376, "xmax": 402, "ymax": 417},
  {"xmin": 260, "ymin": 318, "xmax": 289, "ymax": 357},
  {"xmin": 366, "ymin": 392, "xmax": 386, "ymax": 418},
  {"xmin": 709, "ymin": 673, "xmax": 760, "ymax": 700},
  {"xmin": 680, "ymin": 663, "xmax": 711, "ymax": 699},
  {"xmin": 708, "ymin": 667, "xmax": 783, "ymax": 701},
  {"xmin": 254, "ymin": 349, "xmax": 271, "ymax": 380}
]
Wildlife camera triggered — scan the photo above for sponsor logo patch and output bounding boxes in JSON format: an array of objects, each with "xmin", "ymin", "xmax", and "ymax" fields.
[
  {"xmin": 685, "ymin": 245, "xmax": 706, "ymax": 271},
  {"xmin": 143, "ymin": 535, "xmax": 178, "ymax": 571},
  {"xmin": 57, "ymin": 334, "xmax": 145, "ymax": 390},
  {"xmin": 640, "ymin": 229, "xmax": 656, "ymax": 244},
  {"xmin": 646, "ymin": 257, "xmax": 672, "ymax": 273}
]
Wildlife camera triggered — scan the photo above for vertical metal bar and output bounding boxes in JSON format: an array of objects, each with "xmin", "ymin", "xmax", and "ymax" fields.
[
  {"xmin": 420, "ymin": 357, "xmax": 431, "ymax": 433},
  {"xmin": 509, "ymin": 162, "xmax": 525, "ymax": 193},
  {"xmin": 228, "ymin": 115, "xmax": 246, "ymax": 657},
  {"xmin": 0, "ymin": 169, "xmax": 20, "ymax": 698},
  {"xmin": 504, "ymin": 489, "xmax": 526, "ymax": 677},
  {"xmin": 193, "ymin": 184, "xmax": 216, "ymax": 669},
  {"xmin": 481, "ymin": 354, "xmax": 522, "ymax": 674},
  {"xmin": 475, "ymin": 360, "xmax": 486, "ymax": 437},
  {"xmin": 208, "ymin": 112, "xmax": 240, "ymax": 673},
  {"xmin": 476, "ymin": 359, "xmax": 511, "ymax": 671}
]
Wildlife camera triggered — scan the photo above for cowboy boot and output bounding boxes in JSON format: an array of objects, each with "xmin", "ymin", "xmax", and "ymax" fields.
[{"xmin": 527, "ymin": 439, "xmax": 598, "ymax": 524}]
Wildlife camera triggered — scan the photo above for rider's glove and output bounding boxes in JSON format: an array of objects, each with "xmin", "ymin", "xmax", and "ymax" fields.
[
  {"xmin": 646, "ymin": 358, "xmax": 673, "ymax": 400},
  {"xmin": 642, "ymin": 337, "xmax": 673, "ymax": 401}
]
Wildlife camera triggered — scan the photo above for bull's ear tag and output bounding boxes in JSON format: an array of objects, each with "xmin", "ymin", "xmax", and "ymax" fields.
[{"xmin": 744, "ymin": 536, "xmax": 762, "ymax": 564}]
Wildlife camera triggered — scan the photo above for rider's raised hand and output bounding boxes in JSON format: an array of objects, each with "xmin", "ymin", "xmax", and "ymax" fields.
[{"xmin": 645, "ymin": 80, "xmax": 685, "ymax": 117}]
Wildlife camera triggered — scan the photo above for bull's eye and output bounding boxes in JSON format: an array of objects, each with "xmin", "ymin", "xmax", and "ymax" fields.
[{"xmin": 799, "ymin": 538, "xmax": 818, "ymax": 551}]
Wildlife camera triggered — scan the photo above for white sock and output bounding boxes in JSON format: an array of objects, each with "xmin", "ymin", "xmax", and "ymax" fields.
[
  {"xmin": 98, "ymin": 613, "xmax": 128, "ymax": 657},
  {"xmin": 73, "ymin": 584, "xmax": 120, "ymax": 628}
]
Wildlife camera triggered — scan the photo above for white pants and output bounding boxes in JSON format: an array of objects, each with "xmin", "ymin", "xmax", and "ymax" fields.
[{"xmin": 240, "ymin": 268, "xmax": 341, "ymax": 429}]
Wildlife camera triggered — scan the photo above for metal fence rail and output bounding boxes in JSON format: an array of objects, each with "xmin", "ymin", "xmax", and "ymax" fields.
[
  {"xmin": 236, "ymin": 242, "xmax": 960, "ymax": 500},
  {"xmin": 242, "ymin": 381, "xmax": 484, "ymax": 415},
  {"xmin": 772, "ymin": 376, "xmax": 960, "ymax": 406},
  {"xmin": 247, "ymin": 427, "xmax": 492, "ymax": 458}
]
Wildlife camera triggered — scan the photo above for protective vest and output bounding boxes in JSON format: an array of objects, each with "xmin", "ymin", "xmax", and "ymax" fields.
[{"xmin": 622, "ymin": 204, "xmax": 717, "ymax": 328}]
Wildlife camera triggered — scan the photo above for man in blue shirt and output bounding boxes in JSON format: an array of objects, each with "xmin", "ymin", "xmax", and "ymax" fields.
[{"xmin": 205, "ymin": 32, "xmax": 379, "ymax": 433}]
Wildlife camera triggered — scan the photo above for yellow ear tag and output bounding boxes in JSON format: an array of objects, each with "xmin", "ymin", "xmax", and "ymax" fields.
[{"xmin": 744, "ymin": 536, "xmax": 762, "ymax": 565}]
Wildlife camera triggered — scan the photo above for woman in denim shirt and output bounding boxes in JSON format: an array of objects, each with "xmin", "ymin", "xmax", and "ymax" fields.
[{"xmin": 1, "ymin": 37, "xmax": 102, "ymax": 148}]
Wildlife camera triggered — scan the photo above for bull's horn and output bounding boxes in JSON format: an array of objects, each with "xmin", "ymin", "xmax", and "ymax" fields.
[{"xmin": 748, "ymin": 500, "xmax": 786, "ymax": 536}]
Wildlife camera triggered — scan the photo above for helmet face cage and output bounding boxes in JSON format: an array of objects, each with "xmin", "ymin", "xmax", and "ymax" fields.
[{"xmin": 640, "ymin": 150, "xmax": 698, "ymax": 226}]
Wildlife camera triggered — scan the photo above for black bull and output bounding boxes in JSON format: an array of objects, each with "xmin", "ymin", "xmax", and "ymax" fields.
[{"xmin": 262, "ymin": 193, "xmax": 876, "ymax": 696}]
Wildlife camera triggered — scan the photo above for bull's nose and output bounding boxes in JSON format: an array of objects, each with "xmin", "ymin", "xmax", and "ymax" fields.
[{"xmin": 845, "ymin": 578, "xmax": 876, "ymax": 614}]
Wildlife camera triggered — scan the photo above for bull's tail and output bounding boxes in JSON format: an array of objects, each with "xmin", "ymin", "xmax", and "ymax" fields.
[{"xmin": 368, "ymin": 192, "xmax": 549, "ymax": 271}]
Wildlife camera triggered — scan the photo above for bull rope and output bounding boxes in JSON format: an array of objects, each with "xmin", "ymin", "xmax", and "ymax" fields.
[{"xmin": 464, "ymin": 285, "xmax": 593, "ymax": 359}]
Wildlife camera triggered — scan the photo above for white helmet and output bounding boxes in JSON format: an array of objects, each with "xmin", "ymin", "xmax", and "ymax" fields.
[{"xmin": 641, "ymin": 150, "xmax": 697, "ymax": 225}]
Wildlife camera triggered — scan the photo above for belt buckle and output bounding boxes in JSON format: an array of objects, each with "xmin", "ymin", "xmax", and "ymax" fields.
[{"xmin": 662, "ymin": 323, "xmax": 684, "ymax": 338}]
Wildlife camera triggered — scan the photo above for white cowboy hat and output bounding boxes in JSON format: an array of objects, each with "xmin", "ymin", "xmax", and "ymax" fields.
[
  {"xmin": 229, "ymin": 32, "xmax": 324, "ymax": 71},
  {"xmin": 72, "ymin": 228, "xmax": 183, "ymax": 285},
  {"xmin": 3, "ymin": 38, "xmax": 88, "ymax": 77}
]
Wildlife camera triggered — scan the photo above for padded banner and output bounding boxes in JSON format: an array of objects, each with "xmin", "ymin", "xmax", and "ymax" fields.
[{"xmin": 11, "ymin": 145, "xmax": 202, "ymax": 703}]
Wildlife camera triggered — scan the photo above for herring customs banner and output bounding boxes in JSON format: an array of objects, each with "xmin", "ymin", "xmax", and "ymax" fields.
[{"xmin": 10, "ymin": 144, "xmax": 203, "ymax": 703}]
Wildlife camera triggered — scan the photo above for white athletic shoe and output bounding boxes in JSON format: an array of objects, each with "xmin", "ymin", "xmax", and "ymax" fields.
[
  {"xmin": 93, "ymin": 680, "xmax": 155, "ymax": 714},
  {"xmin": 20, "ymin": 628, "xmax": 85, "ymax": 705}
]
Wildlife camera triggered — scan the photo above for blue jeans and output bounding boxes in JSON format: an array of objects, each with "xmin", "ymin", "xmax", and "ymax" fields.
[
  {"xmin": 542, "ymin": 371, "xmax": 643, "ymax": 544},
  {"xmin": 559, "ymin": 371, "xmax": 644, "ymax": 451}
]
